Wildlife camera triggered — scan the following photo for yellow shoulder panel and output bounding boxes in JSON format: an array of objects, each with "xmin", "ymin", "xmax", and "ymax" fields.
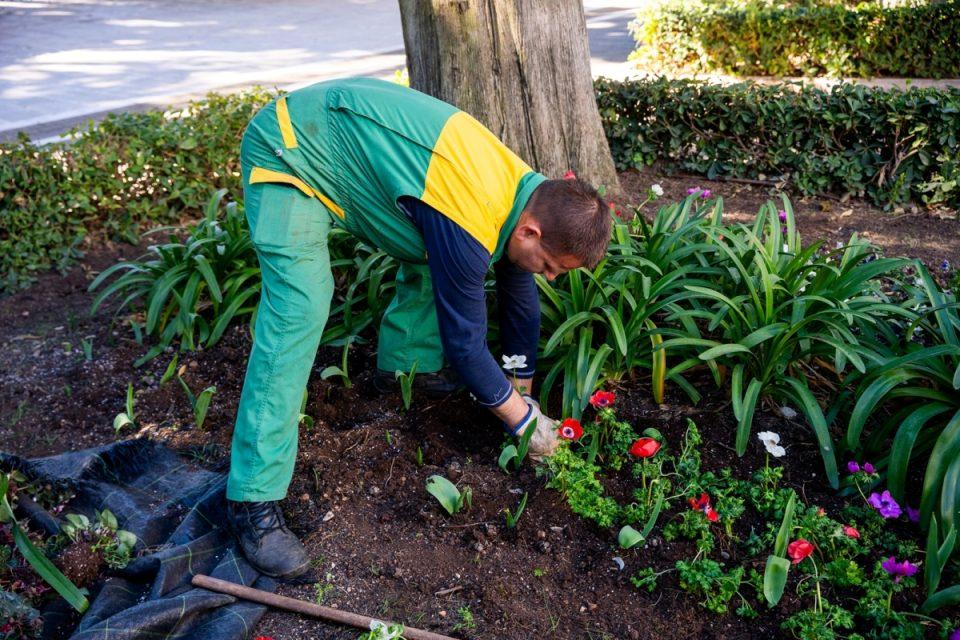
[
  {"xmin": 249, "ymin": 166, "xmax": 344, "ymax": 219},
  {"xmin": 275, "ymin": 96, "xmax": 298, "ymax": 149},
  {"xmin": 420, "ymin": 111, "xmax": 532, "ymax": 254}
]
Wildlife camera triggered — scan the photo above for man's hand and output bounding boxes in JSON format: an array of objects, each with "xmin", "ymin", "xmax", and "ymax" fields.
[{"xmin": 512, "ymin": 397, "xmax": 559, "ymax": 462}]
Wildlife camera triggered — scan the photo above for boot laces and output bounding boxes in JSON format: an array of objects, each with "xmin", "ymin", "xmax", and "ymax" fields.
[{"xmin": 243, "ymin": 501, "xmax": 288, "ymax": 536}]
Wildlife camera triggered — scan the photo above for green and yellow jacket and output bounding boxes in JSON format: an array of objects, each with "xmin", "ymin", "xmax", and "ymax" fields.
[{"xmin": 240, "ymin": 77, "xmax": 546, "ymax": 265}]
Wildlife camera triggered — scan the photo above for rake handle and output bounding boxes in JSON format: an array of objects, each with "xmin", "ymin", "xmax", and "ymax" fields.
[{"xmin": 191, "ymin": 574, "xmax": 456, "ymax": 640}]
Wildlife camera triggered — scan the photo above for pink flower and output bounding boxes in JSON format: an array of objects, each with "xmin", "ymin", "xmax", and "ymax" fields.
[
  {"xmin": 589, "ymin": 390, "xmax": 615, "ymax": 408},
  {"xmin": 563, "ymin": 170, "xmax": 576, "ymax": 180},
  {"xmin": 847, "ymin": 461, "xmax": 860, "ymax": 473},
  {"xmin": 686, "ymin": 187, "xmax": 701, "ymax": 195},
  {"xmin": 700, "ymin": 189, "xmax": 711, "ymax": 198},
  {"xmin": 558, "ymin": 418, "xmax": 583, "ymax": 441},
  {"xmin": 629, "ymin": 437, "xmax": 661, "ymax": 458},
  {"xmin": 881, "ymin": 556, "xmax": 918, "ymax": 582},
  {"xmin": 788, "ymin": 539, "xmax": 814, "ymax": 564},
  {"xmin": 863, "ymin": 462, "xmax": 876, "ymax": 474},
  {"xmin": 778, "ymin": 210, "xmax": 787, "ymax": 223},
  {"xmin": 843, "ymin": 525, "xmax": 860, "ymax": 539}
]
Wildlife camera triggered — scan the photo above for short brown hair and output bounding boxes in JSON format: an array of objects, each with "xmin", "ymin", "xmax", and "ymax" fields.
[{"xmin": 526, "ymin": 178, "xmax": 612, "ymax": 268}]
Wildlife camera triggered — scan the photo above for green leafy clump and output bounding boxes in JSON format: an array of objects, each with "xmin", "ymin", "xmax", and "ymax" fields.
[
  {"xmin": 596, "ymin": 76, "xmax": 960, "ymax": 210},
  {"xmin": 0, "ymin": 89, "xmax": 275, "ymax": 292},
  {"xmin": 629, "ymin": 0, "xmax": 960, "ymax": 79},
  {"xmin": 676, "ymin": 557, "xmax": 746, "ymax": 614},
  {"xmin": 425, "ymin": 475, "xmax": 472, "ymax": 516},
  {"xmin": 542, "ymin": 446, "xmax": 621, "ymax": 529},
  {"xmin": 88, "ymin": 189, "xmax": 398, "ymax": 365}
]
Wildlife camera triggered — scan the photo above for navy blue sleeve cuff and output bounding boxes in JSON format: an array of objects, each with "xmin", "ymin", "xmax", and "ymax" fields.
[{"xmin": 402, "ymin": 197, "xmax": 517, "ymax": 407}]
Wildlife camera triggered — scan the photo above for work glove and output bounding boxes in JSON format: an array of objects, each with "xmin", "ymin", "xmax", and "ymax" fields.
[{"xmin": 507, "ymin": 394, "xmax": 560, "ymax": 462}]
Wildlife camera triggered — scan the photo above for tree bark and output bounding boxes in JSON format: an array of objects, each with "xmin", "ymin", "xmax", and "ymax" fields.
[{"xmin": 398, "ymin": 0, "xmax": 620, "ymax": 194}]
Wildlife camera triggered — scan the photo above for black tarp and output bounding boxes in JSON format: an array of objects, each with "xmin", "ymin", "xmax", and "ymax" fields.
[{"xmin": 2, "ymin": 439, "xmax": 278, "ymax": 640}]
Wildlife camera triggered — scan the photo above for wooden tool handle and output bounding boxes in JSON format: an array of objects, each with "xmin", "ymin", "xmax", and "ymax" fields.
[{"xmin": 191, "ymin": 574, "xmax": 456, "ymax": 640}]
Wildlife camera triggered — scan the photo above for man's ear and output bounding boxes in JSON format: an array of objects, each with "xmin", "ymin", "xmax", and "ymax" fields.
[{"xmin": 517, "ymin": 213, "xmax": 543, "ymax": 240}]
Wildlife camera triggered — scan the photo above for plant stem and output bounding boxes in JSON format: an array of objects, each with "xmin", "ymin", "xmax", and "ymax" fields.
[{"xmin": 810, "ymin": 558, "xmax": 823, "ymax": 614}]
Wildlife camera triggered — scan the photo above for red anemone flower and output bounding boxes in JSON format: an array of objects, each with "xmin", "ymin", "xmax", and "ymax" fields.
[
  {"xmin": 843, "ymin": 525, "xmax": 860, "ymax": 539},
  {"xmin": 688, "ymin": 493, "xmax": 719, "ymax": 522},
  {"xmin": 563, "ymin": 170, "xmax": 577, "ymax": 180},
  {"xmin": 589, "ymin": 390, "xmax": 616, "ymax": 408},
  {"xmin": 629, "ymin": 437, "xmax": 661, "ymax": 458},
  {"xmin": 788, "ymin": 539, "xmax": 815, "ymax": 564},
  {"xmin": 558, "ymin": 418, "xmax": 584, "ymax": 441}
]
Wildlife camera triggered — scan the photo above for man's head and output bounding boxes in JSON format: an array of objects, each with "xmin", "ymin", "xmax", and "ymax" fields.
[{"xmin": 506, "ymin": 178, "xmax": 612, "ymax": 280}]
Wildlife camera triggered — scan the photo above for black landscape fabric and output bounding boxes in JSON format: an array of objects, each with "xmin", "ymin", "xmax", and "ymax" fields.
[{"xmin": 1, "ymin": 439, "xmax": 277, "ymax": 639}]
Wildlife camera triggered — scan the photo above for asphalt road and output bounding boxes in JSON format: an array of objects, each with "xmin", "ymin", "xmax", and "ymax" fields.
[{"xmin": 0, "ymin": 0, "xmax": 642, "ymax": 141}]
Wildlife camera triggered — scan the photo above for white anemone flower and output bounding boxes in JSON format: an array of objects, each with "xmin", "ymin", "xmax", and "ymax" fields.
[
  {"xmin": 651, "ymin": 184, "xmax": 664, "ymax": 196},
  {"xmin": 757, "ymin": 431, "xmax": 786, "ymax": 457},
  {"xmin": 502, "ymin": 354, "xmax": 527, "ymax": 371}
]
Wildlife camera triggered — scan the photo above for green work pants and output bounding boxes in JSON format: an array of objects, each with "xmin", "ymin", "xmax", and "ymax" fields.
[{"xmin": 227, "ymin": 182, "xmax": 445, "ymax": 501}]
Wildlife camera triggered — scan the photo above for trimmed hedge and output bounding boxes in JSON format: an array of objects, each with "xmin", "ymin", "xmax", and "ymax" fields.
[
  {"xmin": 0, "ymin": 89, "xmax": 274, "ymax": 292},
  {"xmin": 630, "ymin": 0, "xmax": 960, "ymax": 78},
  {"xmin": 596, "ymin": 76, "xmax": 960, "ymax": 210}
]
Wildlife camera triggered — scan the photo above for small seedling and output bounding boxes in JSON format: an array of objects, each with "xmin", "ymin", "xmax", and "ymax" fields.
[
  {"xmin": 320, "ymin": 342, "xmax": 353, "ymax": 388},
  {"xmin": 178, "ymin": 376, "xmax": 216, "ymax": 430},
  {"xmin": 160, "ymin": 354, "xmax": 178, "ymax": 385},
  {"xmin": 533, "ymin": 567, "xmax": 545, "ymax": 578},
  {"xmin": 453, "ymin": 606, "xmax": 476, "ymax": 632},
  {"xmin": 395, "ymin": 360, "xmax": 418, "ymax": 411},
  {"xmin": 414, "ymin": 446, "xmax": 424, "ymax": 467},
  {"xmin": 9, "ymin": 400, "xmax": 28, "ymax": 427},
  {"xmin": 425, "ymin": 475, "xmax": 472, "ymax": 515},
  {"xmin": 298, "ymin": 388, "xmax": 314, "ymax": 429},
  {"xmin": 618, "ymin": 493, "xmax": 664, "ymax": 549},
  {"xmin": 504, "ymin": 491, "xmax": 529, "ymax": 529},
  {"xmin": 130, "ymin": 320, "xmax": 143, "ymax": 345},
  {"xmin": 81, "ymin": 337, "xmax": 94, "ymax": 361},
  {"xmin": 113, "ymin": 382, "xmax": 136, "ymax": 435},
  {"xmin": 313, "ymin": 577, "xmax": 335, "ymax": 604},
  {"xmin": 498, "ymin": 417, "xmax": 538, "ymax": 473},
  {"xmin": 385, "ymin": 430, "xmax": 394, "ymax": 446}
]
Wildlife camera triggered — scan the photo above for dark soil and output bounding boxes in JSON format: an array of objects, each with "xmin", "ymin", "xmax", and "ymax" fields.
[{"xmin": 1, "ymin": 171, "xmax": 955, "ymax": 639}]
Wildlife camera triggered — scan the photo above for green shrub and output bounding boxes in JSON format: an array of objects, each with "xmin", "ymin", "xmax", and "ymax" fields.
[
  {"xmin": 630, "ymin": 0, "xmax": 960, "ymax": 78},
  {"xmin": 89, "ymin": 190, "xmax": 398, "ymax": 364},
  {"xmin": 0, "ymin": 88, "xmax": 275, "ymax": 292},
  {"xmin": 596, "ymin": 76, "xmax": 960, "ymax": 210}
]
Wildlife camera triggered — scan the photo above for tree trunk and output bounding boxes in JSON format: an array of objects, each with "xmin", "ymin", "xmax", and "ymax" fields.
[{"xmin": 398, "ymin": 0, "xmax": 620, "ymax": 194}]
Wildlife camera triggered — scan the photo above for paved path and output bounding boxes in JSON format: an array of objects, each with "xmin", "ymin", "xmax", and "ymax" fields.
[{"xmin": 0, "ymin": 0, "xmax": 642, "ymax": 141}]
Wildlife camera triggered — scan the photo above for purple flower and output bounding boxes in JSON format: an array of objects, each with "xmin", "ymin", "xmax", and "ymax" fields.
[
  {"xmin": 847, "ymin": 461, "xmax": 860, "ymax": 474},
  {"xmin": 701, "ymin": 189, "xmax": 712, "ymax": 199},
  {"xmin": 881, "ymin": 556, "xmax": 918, "ymax": 582},
  {"xmin": 686, "ymin": 187, "xmax": 701, "ymax": 196},
  {"xmin": 778, "ymin": 210, "xmax": 788, "ymax": 223},
  {"xmin": 868, "ymin": 490, "xmax": 902, "ymax": 519},
  {"xmin": 863, "ymin": 462, "xmax": 875, "ymax": 474},
  {"xmin": 950, "ymin": 629, "xmax": 960, "ymax": 640},
  {"xmin": 907, "ymin": 505, "xmax": 920, "ymax": 523},
  {"xmin": 941, "ymin": 260, "xmax": 951, "ymax": 273}
]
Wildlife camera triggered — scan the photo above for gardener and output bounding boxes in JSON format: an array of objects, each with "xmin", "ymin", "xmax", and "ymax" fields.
[{"xmin": 226, "ymin": 77, "xmax": 612, "ymax": 578}]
